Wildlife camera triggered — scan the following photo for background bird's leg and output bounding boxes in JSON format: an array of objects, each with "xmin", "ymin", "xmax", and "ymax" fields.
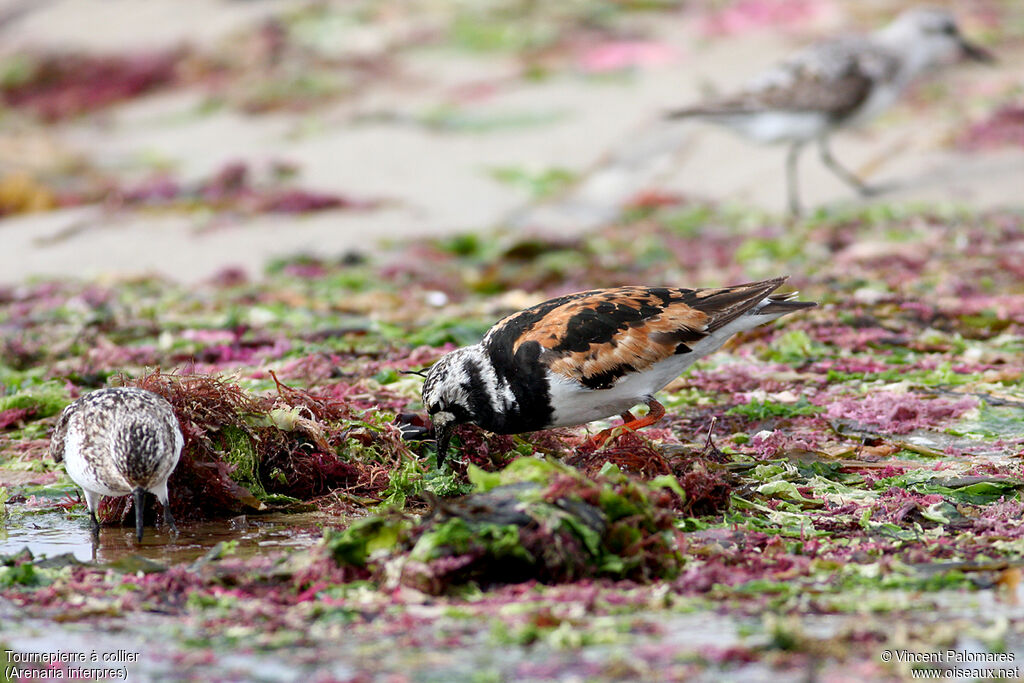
[
  {"xmin": 589, "ymin": 399, "xmax": 667, "ymax": 448},
  {"xmin": 818, "ymin": 135, "xmax": 882, "ymax": 197},
  {"xmin": 786, "ymin": 141, "xmax": 805, "ymax": 216}
]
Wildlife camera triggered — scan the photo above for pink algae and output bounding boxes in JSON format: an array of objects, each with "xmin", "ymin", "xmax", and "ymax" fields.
[{"xmin": 824, "ymin": 392, "xmax": 977, "ymax": 435}]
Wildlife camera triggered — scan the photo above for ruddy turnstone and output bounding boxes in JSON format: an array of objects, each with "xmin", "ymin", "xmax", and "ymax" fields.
[
  {"xmin": 421, "ymin": 277, "xmax": 815, "ymax": 467},
  {"xmin": 667, "ymin": 7, "xmax": 993, "ymax": 214},
  {"xmin": 49, "ymin": 387, "xmax": 183, "ymax": 542}
]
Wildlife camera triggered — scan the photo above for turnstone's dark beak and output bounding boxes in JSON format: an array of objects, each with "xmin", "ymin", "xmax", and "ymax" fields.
[
  {"xmin": 960, "ymin": 38, "xmax": 995, "ymax": 64},
  {"xmin": 433, "ymin": 423, "xmax": 454, "ymax": 470}
]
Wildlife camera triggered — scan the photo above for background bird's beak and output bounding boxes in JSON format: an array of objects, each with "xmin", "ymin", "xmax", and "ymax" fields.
[
  {"xmin": 960, "ymin": 39, "xmax": 995, "ymax": 64},
  {"xmin": 434, "ymin": 423, "xmax": 453, "ymax": 470}
]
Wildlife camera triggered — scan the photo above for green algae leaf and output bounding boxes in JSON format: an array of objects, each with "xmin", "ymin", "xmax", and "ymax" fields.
[
  {"xmin": 728, "ymin": 395, "xmax": 822, "ymax": 419},
  {"xmin": 748, "ymin": 461, "xmax": 800, "ymax": 483},
  {"xmin": 943, "ymin": 480, "xmax": 1022, "ymax": 504},
  {"xmin": 0, "ymin": 383, "xmax": 70, "ymax": 419},
  {"xmin": 488, "ymin": 166, "xmax": 576, "ymax": 200},
  {"xmin": 469, "ymin": 457, "xmax": 572, "ymax": 493},
  {"xmin": 467, "ymin": 463, "xmax": 503, "ymax": 492},
  {"xmin": 385, "ymin": 319, "xmax": 491, "ymax": 347},
  {"xmin": 0, "ymin": 550, "xmax": 62, "ymax": 588},
  {"xmin": 919, "ymin": 501, "xmax": 960, "ymax": 525},
  {"xmin": 757, "ymin": 481, "xmax": 822, "ymax": 507},
  {"xmin": 105, "ymin": 555, "xmax": 168, "ymax": 574},
  {"xmin": 421, "ymin": 106, "xmax": 566, "ymax": 133},
  {"xmin": 950, "ymin": 402, "xmax": 1024, "ymax": 439},
  {"xmin": 409, "ymin": 517, "xmax": 476, "ymax": 560},
  {"xmin": 763, "ymin": 329, "xmax": 827, "ymax": 364},
  {"xmin": 410, "ymin": 518, "xmax": 530, "ymax": 563},
  {"xmin": 596, "ymin": 487, "xmax": 637, "ymax": 522},
  {"xmin": 548, "ymin": 508, "xmax": 603, "ymax": 558},
  {"xmin": 649, "ymin": 474, "xmax": 687, "ymax": 501},
  {"xmin": 221, "ymin": 425, "xmax": 265, "ymax": 497},
  {"xmin": 805, "ymin": 475, "xmax": 875, "ymax": 504},
  {"xmin": 379, "ymin": 458, "xmax": 426, "ymax": 509},
  {"xmin": 878, "ymin": 470, "xmax": 1021, "ymax": 504},
  {"xmin": 730, "ymin": 495, "xmax": 820, "ymax": 536},
  {"xmin": 325, "ymin": 516, "xmax": 412, "ymax": 567},
  {"xmin": 0, "ymin": 562, "xmax": 46, "ymax": 588}
]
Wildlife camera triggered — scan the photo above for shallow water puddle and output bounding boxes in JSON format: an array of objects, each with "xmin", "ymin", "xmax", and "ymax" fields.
[{"xmin": 0, "ymin": 508, "xmax": 328, "ymax": 564}]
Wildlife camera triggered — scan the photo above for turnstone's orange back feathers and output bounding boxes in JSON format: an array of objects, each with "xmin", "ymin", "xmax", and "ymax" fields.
[
  {"xmin": 490, "ymin": 278, "xmax": 796, "ymax": 390},
  {"xmin": 500, "ymin": 287, "xmax": 707, "ymax": 389}
]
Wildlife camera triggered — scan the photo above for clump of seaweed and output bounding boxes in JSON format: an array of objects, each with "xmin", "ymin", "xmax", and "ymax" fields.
[
  {"xmin": 672, "ymin": 458, "xmax": 733, "ymax": 517},
  {"xmin": 97, "ymin": 372, "xmax": 264, "ymax": 524},
  {"xmin": 0, "ymin": 50, "xmax": 183, "ymax": 121},
  {"xmin": 565, "ymin": 431, "xmax": 733, "ymax": 516},
  {"xmin": 325, "ymin": 458, "xmax": 686, "ymax": 594},
  {"xmin": 567, "ymin": 432, "xmax": 673, "ymax": 479},
  {"xmin": 113, "ymin": 161, "xmax": 377, "ymax": 216},
  {"xmin": 94, "ymin": 370, "xmax": 393, "ymax": 526}
]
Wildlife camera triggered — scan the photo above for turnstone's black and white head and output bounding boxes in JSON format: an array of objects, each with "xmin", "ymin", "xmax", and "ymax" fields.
[
  {"xmin": 421, "ymin": 277, "xmax": 815, "ymax": 468},
  {"xmin": 49, "ymin": 387, "xmax": 183, "ymax": 542},
  {"xmin": 666, "ymin": 8, "xmax": 992, "ymax": 214}
]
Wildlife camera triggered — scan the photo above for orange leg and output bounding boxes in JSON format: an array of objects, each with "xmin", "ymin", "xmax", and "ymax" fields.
[{"xmin": 590, "ymin": 398, "xmax": 667, "ymax": 448}]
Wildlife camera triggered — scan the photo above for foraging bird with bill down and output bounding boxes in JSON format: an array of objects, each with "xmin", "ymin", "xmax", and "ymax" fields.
[
  {"xmin": 49, "ymin": 387, "xmax": 183, "ymax": 542},
  {"xmin": 666, "ymin": 7, "xmax": 994, "ymax": 215},
  {"xmin": 421, "ymin": 277, "xmax": 815, "ymax": 467}
]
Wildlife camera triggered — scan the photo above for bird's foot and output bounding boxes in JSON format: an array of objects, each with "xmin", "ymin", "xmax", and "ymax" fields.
[
  {"xmin": 164, "ymin": 507, "xmax": 179, "ymax": 537},
  {"xmin": 586, "ymin": 400, "xmax": 666, "ymax": 449},
  {"xmin": 856, "ymin": 179, "xmax": 900, "ymax": 198}
]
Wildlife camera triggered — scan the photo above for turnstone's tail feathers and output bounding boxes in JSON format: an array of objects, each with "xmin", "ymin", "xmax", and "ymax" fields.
[{"xmin": 694, "ymin": 276, "xmax": 802, "ymax": 331}]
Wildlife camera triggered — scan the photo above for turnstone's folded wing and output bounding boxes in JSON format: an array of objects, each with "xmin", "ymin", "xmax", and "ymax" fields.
[{"xmin": 485, "ymin": 278, "xmax": 791, "ymax": 390}]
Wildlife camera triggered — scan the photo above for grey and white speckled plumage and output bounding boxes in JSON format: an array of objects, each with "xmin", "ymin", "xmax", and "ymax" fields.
[
  {"xmin": 50, "ymin": 387, "xmax": 183, "ymax": 541},
  {"xmin": 667, "ymin": 8, "xmax": 993, "ymax": 214},
  {"xmin": 675, "ymin": 9, "xmax": 986, "ymax": 130}
]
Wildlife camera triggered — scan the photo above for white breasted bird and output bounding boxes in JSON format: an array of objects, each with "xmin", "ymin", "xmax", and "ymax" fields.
[
  {"xmin": 50, "ymin": 387, "xmax": 183, "ymax": 541},
  {"xmin": 421, "ymin": 277, "xmax": 815, "ymax": 468},
  {"xmin": 667, "ymin": 7, "xmax": 994, "ymax": 215}
]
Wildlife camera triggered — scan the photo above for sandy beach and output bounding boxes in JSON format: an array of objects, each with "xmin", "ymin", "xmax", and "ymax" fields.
[{"xmin": 2, "ymin": 0, "xmax": 1021, "ymax": 284}]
